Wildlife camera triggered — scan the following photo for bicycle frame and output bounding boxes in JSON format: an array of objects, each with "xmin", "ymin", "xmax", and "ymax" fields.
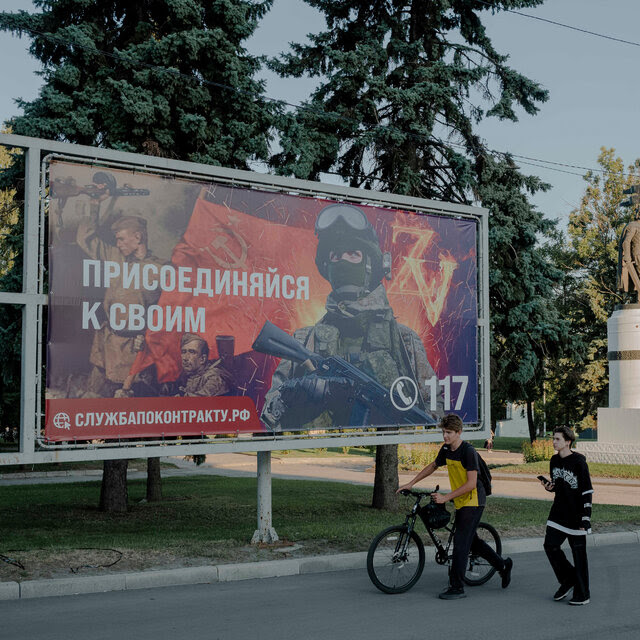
[
  {"xmin": 368, "ymin": 488, "xmax": 501, "ymax": 594},
  {"xmin": 402, "ymin": 492, "xmax": 455, "ymax": 566}
]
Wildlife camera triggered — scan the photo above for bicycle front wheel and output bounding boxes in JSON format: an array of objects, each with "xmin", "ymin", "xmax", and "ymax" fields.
[
  {"xmin": 463, "ymin": 522, "xmax": 502, "ymax": 586},
  {"xmin": 367, "ymin": 525, "xmax": 425, "ymax": 594}
]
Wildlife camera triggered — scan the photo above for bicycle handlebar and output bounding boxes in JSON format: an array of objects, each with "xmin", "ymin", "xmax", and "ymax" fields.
[{"xmin": 399, "ymin": 486, "xmax": 440, "ymax": 499}]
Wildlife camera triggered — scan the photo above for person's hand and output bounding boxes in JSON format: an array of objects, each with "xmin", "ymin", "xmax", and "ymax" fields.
[
  {"xmin": 396, "ymin": 483, "xmax": 413, "ymax": 494},
  {"xmin": 87, "ymin": 183, "xmax": 111, "ymax": 204},
  {"xmin": 542, "ymin": 480, "xmax": 554, "ymax": 492},
  {"xmin": 279, "ymin": 374, "xmax": 353, "ymax": 406},
  {"xmin": 432, "ymin": 492, "xmax": 447, "ymax": 504}
]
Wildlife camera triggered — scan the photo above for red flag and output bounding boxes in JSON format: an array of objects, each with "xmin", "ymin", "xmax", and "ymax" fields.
[{"xmin": 131, "ymin": 198, "xmax": 331, "ymax": 383}]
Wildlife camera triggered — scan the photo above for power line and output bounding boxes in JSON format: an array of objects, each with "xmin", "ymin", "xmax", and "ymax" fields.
[
  {"xmin": 4, "ymin": 23, "xmax": 632, "ymax": 182},
  {"xmin": 477, "ymin": 0, "xmax": 640, "ymax": 48},
  {"xmin": 508, "ymin": 158, "xmax": 586, "ymax": 178}
]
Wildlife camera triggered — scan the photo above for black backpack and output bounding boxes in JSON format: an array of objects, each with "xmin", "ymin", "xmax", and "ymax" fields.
[{"xmin": 463, "ymin": 441, "xmax": 492, "ymax": 496}]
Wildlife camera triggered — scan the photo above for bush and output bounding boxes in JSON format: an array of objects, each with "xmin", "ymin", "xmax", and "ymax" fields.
[
  {"xmin": 398, "ymin": 443, "xmax": 441, "ymax": 469},
  {"xmin": 521, "ymin": 439, "xmax": 555, "ymax": 462}
]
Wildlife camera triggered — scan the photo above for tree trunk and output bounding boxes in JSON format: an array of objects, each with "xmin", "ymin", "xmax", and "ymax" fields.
[
  {"xmin": 371, "ymin": 444, "xmax": 399, "ymax": 510},
  {"xmin": 99, "ymin": 459, "xmax": 129, "ymax": 512},
  {"xmin": 526, "ymin": 400, "xmax": 537, "ymax": 443},
  {"xmin": 146, "ymin": 457, "xmax": 162, "ymax": 502}
]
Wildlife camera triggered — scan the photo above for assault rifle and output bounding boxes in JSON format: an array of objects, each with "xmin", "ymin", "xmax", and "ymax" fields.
[
  {"xmin": 51, "ymin": 172, "xmax": 150, "ymax": 227},
  {"xmin": 252, "ymin": 320, "xmax": 437, "ymax": 429}
]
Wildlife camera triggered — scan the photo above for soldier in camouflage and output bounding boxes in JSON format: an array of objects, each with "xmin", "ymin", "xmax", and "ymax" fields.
[{"xmin": 261, "ymin": 203, "xmax": 443, "ymax": 431}]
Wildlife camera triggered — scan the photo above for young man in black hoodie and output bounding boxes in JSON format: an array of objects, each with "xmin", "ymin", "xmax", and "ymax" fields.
[{"xmin": 540, "ymin": 426, "xmax": 593, "ymax": 605}]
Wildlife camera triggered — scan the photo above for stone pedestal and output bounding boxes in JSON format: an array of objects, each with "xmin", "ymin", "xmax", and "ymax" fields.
[
  {"xmin": 577, "ymin": 305, "xmax": 640, "ymax": 464},
  {"xmin": 577, "ymin": 408, "xmax": 640, "ymax": 464},
  {"xmin": 607, "ymin": 304, "xmax": 640, "ymax": 408}
]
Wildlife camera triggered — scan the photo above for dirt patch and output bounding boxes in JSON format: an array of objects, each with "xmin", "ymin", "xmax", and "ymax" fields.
[{"xmin": 0, "ymin": 539, "xmax": 359, "ymax": 583}]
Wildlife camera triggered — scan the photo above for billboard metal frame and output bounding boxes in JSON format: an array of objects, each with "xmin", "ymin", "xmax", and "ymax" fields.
[{"xmin": 0, "ymin": 133, "xmax": 490, "ymax": 466}]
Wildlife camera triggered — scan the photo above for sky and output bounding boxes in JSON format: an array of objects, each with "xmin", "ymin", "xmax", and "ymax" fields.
[{"xmin": 1, "ymin": 0, "xmax": 639, "ymax": 229}]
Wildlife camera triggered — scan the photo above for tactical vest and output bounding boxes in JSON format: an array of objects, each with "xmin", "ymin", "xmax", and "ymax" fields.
[{"xmin": 300, "ymin": 312, "xmax": 417, "ymax": 390}]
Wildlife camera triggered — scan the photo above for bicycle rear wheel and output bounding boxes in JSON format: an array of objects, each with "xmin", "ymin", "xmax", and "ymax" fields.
[
  {"xmin": 367, "ymin": 525, "xmax": 425, "ymax": 594},
  {"xmin": 463, "ymin": 522, "xmax": 502, "ymax": 586}
]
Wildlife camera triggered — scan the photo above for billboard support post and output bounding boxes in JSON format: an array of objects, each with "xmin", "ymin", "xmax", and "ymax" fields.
[
  {"xmin": 251, "ymin": 451, "xmax": 279, "ymax": 544},
  {"xmin": 19, "ymin": 144, "xmax": 41, "ymax": 456}
]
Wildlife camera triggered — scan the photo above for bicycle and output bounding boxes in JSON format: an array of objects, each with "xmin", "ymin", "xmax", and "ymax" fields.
[{"xmin": 367, "ymin": 488, "xmax": 502, "ymax": 594}]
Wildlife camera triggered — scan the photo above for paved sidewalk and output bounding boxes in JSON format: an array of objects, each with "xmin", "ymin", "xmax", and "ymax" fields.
[
  {"xmin": 168, "ymin": 452, "xmax": 640, "ymax": 506},
  {"xmin": 2, "ymin": 452, "xmax": 639, "ymax": 505},
  {"xmin": 2, "ymin": 529, "xmax": 639, "ymax": 601}
]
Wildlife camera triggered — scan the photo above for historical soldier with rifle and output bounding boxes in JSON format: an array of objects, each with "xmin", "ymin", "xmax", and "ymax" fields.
[
  {"xmin": 77, "ymin": 201, "xmax": 165, "ymax": 398},
  {"xmin": 258, "ymin": 203, "xmax": 443, "ymax": 431}
]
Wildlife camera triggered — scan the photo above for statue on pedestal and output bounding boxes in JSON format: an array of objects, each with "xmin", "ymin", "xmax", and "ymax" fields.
[{"xmin": 617, "ymin": 219, "xmax": 640, "ymax": 303}]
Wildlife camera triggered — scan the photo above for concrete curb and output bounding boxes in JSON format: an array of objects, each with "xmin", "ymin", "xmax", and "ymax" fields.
[
  {"xmin": 124, "ymin": 566, "xmax": 219, "ymax": 591},
  {"xmin": 2, "ymin": 530, "xmax": 639, "ymax": 601},
  {"xmin": 588, "ymin": 530, "xmax": 640, "ymax": 546},
  {"xmin": 0, "ymin": 581, "xmax": 20, "ymax": 600}
]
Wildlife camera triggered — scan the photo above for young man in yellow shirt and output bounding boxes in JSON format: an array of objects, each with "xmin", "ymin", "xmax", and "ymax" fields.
[{"xmin": 398, "ymin": 414, "xmax": 513, "ymax": 599}]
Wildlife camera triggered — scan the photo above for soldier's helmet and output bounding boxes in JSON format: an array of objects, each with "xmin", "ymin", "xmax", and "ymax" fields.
[
  {"xmin": 92, "ymin": 171, "xmax": 117, "ymax": 195},
  {"xmin": 314, "ymin": 204, "xmax": 390, "ymax": 294}
]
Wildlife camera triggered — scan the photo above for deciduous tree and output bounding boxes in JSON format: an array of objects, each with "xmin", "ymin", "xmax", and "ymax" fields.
[
  {"xmin": 558, "ymin": 148, "xmax": 640, "ymax": 430},
  {"xmin": 0, "ymin": 135, "xmax": 22, "ymax": 434}
]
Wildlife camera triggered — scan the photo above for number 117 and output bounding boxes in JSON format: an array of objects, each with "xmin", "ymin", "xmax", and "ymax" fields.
[{"xmin": 424, "ymin": 375, "xmax": 468, "ymax": 411}]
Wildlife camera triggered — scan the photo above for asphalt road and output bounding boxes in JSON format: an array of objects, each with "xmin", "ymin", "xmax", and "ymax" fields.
[{"xmin": 1, "ymin": 544, "xmax": 637, "ymax": 640}]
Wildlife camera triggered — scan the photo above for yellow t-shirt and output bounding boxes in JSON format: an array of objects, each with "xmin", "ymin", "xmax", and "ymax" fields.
[{"xmin": 434, "ymin": 442, "xmax": 484, "ymax": 509}]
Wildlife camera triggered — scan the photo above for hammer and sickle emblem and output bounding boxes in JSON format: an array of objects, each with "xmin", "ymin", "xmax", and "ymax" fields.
[{"xmin": 200, "ymin": 226, "xmax": 248, "ymax": 269}]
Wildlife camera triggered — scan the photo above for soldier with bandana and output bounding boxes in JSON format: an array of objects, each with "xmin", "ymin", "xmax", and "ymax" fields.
[{"xmin": 164, "ymin": 333, "xmax": 232, "ymax": 397}]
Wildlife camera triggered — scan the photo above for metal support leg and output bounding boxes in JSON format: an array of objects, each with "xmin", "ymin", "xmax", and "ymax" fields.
[
  {"xmin": 251, "ymin": 450, "xmax": 279, "ymax": 544},
  {"xmin": 19, "ymin": 146, "xmax": 41, "ymax": 459}
]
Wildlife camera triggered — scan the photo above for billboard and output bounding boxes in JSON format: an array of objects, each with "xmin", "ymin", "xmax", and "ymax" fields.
[{"xmin": 45, "ymin": 159, "xmax": 478, "ymax": 442}]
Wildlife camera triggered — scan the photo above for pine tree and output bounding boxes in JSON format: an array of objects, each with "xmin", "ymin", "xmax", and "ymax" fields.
[
  {"xmin": 1, "ymin": 0, "xmax": 276, "ymax": 164},
  {"xmin": 270, "ymin": 0, "xmax": 563, "ymax": 505},
  {"xmin": 0, "ymin": 0, "xmax": 277, "ymax": 510},
  {"xmin": 478, "ymin": 154, "xmax": 567, "ymax": 442}
]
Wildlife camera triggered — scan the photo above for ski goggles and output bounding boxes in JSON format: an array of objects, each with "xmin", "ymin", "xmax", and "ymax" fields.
[{"xmin": 315, "ymin": 204, "xmax": 369, "ymax": 234}]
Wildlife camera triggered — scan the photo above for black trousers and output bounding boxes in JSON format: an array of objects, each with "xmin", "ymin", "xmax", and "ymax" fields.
[
  {"xmin": 450, "ymin": 506, "xmax": 504, "ymax": 589},
  {"xmin": 543, "ymin": 526, "xmax": 590, "ymax": 599}
]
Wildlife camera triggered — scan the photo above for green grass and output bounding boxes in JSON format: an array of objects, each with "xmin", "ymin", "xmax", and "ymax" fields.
[
  {"xmin": 493, "ymin": 461, "xmax": 640, "ymax": 479},
  {"xmin": 0, "ymin": 459, "xmax": 179, "ymax": 474},
  {"xmin": 469, "ymin": 437, "xmax": 529, "ymax": 453},
  {"xmin": 1, "ymin": 477, "xmax": 639, "ymax": 560},
  {"xmin": 478, "ymin": 497, "xmax": 639, "ymax": 532}
]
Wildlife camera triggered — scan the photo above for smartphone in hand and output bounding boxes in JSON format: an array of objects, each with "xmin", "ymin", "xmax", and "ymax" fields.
[{"xmin": 537, "ymin": 475, "xmax": 551, "ymax": 484}]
